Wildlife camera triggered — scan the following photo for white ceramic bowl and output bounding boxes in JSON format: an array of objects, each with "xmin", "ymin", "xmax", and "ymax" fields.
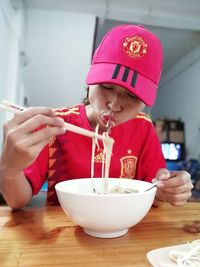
[{"xmin": 55, "ymin": 178, "xmax": 156, "ymax": 238}]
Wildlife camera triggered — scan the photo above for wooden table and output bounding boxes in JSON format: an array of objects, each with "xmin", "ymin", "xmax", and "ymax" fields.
[{"xmin": 0, "ymin": 202, "xmax": 199, "ymax": 267}]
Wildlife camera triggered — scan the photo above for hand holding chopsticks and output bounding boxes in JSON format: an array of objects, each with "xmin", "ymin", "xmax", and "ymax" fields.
[{"xmin": 0, "ymin": 100, "xmax": 114, "ymax": 143}]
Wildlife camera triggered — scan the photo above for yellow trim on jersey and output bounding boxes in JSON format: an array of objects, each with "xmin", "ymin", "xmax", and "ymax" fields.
[
  {"xmin": 53, "ymin": 106, "xmax": 80, "ymax": 116},
  {"xmin": 136, "ymin": 112, "xmax": 152, "ymax": 123}
]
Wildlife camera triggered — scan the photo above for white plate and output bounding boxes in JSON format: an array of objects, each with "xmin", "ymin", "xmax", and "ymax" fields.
[{"xmin": 147, "ymin": 243, "xmax": 189, "ymax": 267}]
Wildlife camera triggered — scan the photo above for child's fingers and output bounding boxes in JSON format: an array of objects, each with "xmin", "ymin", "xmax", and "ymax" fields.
[
  {"xmin": 4, "ymin": 107, "xmax": 56, "ymax": 130},
  {"xmin": 22, "ymin": 125, "xmax": 66, "ymax": 147},
  {"xmin": 17, "ymin": 114, "xmax": 65, "ymax": 134}
]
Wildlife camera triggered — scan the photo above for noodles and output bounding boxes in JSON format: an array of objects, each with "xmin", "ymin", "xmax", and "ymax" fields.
[
  {"xmin": 102, "ymin": 131, "xmax": 113, "ymax": 193},
  {"xmin": 91, "ymin": 124, "xmax": 101, "ymax": 192},
  {"xmin": 91, "ymin": 125, "xmax": 138, "ymax": 194},
  {"xmin": 91, "ymin": 126, "xmax": 114, "ymax": 194},
  {"xmin": 109, "ymin": 185, "xmax": 138, "ymax": 194},
  {"xmin": 168, "ymin": 239, "xmax": 200, "ymax": 266}
]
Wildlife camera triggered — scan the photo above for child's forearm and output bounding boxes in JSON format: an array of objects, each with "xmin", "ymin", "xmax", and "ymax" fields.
[{"xmin": 0, "ymin": 169, "xmax": 32, "ymax": 209}]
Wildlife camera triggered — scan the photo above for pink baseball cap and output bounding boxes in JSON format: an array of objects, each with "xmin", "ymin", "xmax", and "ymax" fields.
[{"xmin": 86, "ymin": 24, "xmax": 163, "ymax": 107}]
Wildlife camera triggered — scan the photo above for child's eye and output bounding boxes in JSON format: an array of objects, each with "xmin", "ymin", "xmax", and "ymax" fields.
[
  {"xmin": 127, "ymin": 92, "xmax": 136, "ymax": 99},
  {"xmin": 101, "ymin": 84, "xmax": 113, "ymax": 90}
]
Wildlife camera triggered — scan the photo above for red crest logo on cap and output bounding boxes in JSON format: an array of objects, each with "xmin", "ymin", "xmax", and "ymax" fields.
[{"xmin": 123, "ymin": 35, "xmax": 148, "ymax": 58}]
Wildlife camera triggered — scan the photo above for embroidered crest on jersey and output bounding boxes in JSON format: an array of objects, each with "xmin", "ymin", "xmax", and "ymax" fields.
[
  {"xmin": 123, "ymin": 35, "xmax": 148, "ymax": 58},
  {"xmin": 94, "ymin": 148, "xmax": 105, "ymax": 163},
  {"xmin": 120, "ymin": 151, "xmax": 137, "ymax": 178}
]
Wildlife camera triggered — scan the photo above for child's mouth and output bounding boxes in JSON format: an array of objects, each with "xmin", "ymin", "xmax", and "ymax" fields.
[{"xmin": 102, "ymin": 114, "xmax": 116, "ymax": 128}]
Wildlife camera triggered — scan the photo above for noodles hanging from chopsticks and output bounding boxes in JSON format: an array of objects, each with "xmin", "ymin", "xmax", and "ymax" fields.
[
  {"xmin": 91, "ymin": 125, "xmax": 114, "ymax": 194},
  {"xmin": 91, "ymin": 124, "xmax": 101, "ymax": 192}
]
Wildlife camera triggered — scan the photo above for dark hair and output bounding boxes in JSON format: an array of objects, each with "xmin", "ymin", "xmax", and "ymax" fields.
[{"xmin": 82, "ymin": 86, "xmax": 90, "ymax": 105}]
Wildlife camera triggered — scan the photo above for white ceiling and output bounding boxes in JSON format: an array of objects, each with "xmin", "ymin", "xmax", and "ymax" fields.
[{"xmin": 22, "ymin": 0, "xmax": 200, "ymax": 73}]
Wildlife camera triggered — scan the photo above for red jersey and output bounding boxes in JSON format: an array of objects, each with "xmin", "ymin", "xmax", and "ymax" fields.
[{"xmin": 24, "ymin": 104, "xmax": 166, "ymax": 204}]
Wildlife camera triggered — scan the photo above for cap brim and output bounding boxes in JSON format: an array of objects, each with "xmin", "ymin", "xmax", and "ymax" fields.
[{"xmin": 86, "ymin": 63, "xmax": 157, "ymax": 107}]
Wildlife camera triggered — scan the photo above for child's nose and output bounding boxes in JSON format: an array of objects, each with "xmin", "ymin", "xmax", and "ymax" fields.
[{"xmin": 107, "ymin": 94, "xmax": 123, "ymax": 112}]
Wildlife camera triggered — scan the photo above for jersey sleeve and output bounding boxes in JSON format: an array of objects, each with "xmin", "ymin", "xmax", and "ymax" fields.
[
  {"xmin": 136, "ymin": 123, "xmax": 166, "ymax": 182},
  {"xmin": 23, "ymin": 144, "xmax": 49, "ymax": 195}
]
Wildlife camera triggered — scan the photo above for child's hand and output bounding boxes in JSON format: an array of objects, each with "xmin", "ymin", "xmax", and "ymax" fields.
[
  {"xmin": 153, "ymin": 168, "xmax": 193, "ymax": 207},
  {"xmin": 1, "ymin": 107, "xmax": 65, "ymax": 178}
]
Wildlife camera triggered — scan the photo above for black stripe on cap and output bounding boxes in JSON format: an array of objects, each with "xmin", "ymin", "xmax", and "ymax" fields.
[
  {"xmin": 122, "ymin": 67, "xmax": 129, "ymax": 82},
  {"xmin": 112, "ymin": 64, "xmax": 121, "ymax": 79},
  {"xmin": 131, "ymin": 71, "xmax": 138, "ymax": 88}
]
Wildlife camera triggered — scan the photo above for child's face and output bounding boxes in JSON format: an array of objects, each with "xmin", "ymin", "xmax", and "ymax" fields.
[{"xmin": 87, "ymin": 83, "xmax": 145, "ymax": 131}]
